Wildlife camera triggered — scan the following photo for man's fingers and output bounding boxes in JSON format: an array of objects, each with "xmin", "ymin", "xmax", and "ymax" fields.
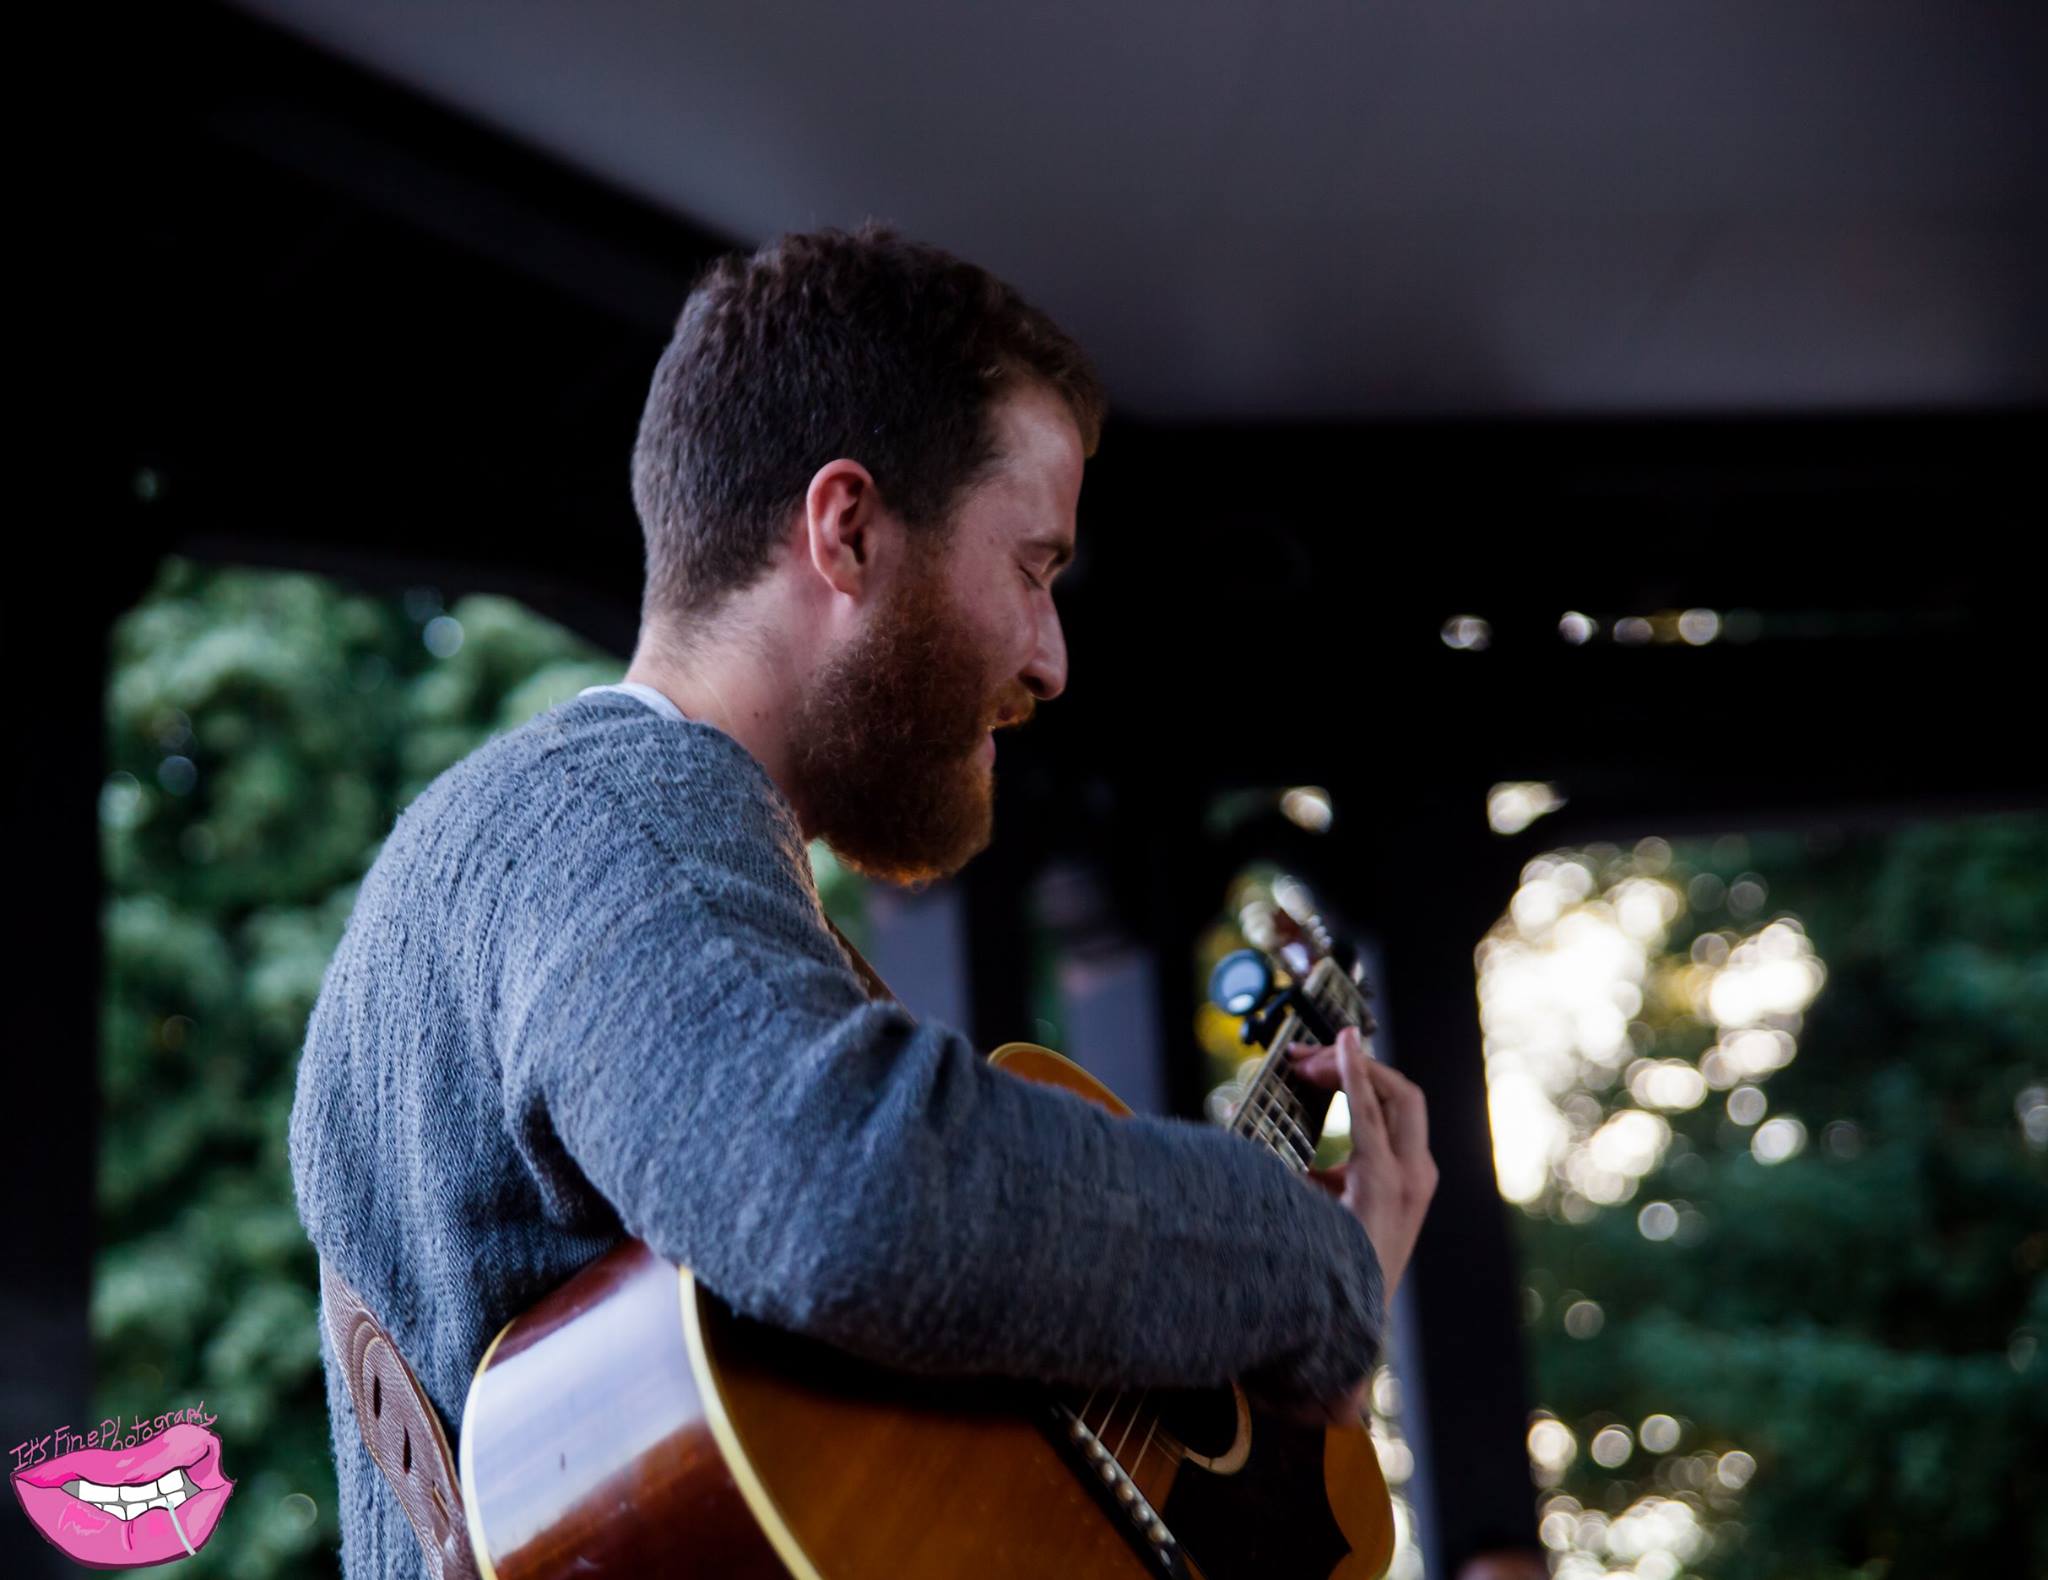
[
  {"xmin": 1285, "ymin": 1040, "xmax": 1341, "ymax": 1089},
  {"xmin": 1288, "ymin": 1029, "xmax": 1393, "ymax": 1151},
  {"xmin": 1285, "ymin": 1029, "xmax": 1364, "ymax": 1089},
  {"xmin": 1363, "ymin": 1059, "xmax": 1429, "ymax": 1153},
  {"xmin": 1337, "ymin": 1030, "xmax": 1390, "ymax": 1147},
  {"xmin": 1288, "ymin": 1027, "xmax": 1374, "ymax": 1078}
]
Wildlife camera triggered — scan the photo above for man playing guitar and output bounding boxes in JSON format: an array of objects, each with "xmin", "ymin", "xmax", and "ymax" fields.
[{"xmin": 289, "ymin": 221, "xmax": 1438, "ymax": 1579}]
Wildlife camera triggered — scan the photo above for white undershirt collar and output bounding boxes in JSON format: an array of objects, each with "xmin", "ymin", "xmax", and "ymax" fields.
[{"xmin": 577, "ymin": 681, "xmax": 690, "ymax": 724}]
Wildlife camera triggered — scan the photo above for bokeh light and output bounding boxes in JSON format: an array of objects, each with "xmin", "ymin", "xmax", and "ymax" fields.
[
  {"xmin": 1590, "ymin": 1424, "xmax": 1634, "ymax": 1467},
  {"xmin": 1442, "ymin": 614, "xmax": 1492, "ymax": 650},
  {"xmin": 1535, "ymin": 1488, "xmax": 1709, "ymax": 1578},
  {"xmin": 1487, "ymin": 838, "xmax": 1826, "ymax": 1577},
  {"xmin": 1529, "ymin": 1415, "xmax": 1578, "ymax": 1478},
  {"xmin": 1751, "ymin": 1115, "xmax": 1807, "ymax": 1164},
  {"xmin": 1488, "ymin": 781, "xmax": 1567, "ymax": 835},
  {"xmin": 1677, "ymin": 609, "xmax": 1722, "ymax": 645},
  {"xmin": 1563, "ymin": 1299, "xmax": 1605, "ymax": 1339},
  {"xmin": 1279, "ymin": 785, "xmax": 1334, "ymax": 833},
  {"xmin": 1477, "ymin": 843, "xmax": 1823, "ymax": 1217},
  {"xmin": 2017, "ymin": 1085, "xmax": 2048, "ymax": 1149}
]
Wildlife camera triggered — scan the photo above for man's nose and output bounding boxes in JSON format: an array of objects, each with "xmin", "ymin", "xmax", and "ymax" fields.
[{"xmin": 1022, "ymin": 605, "xmax": 1068, "ymax": 702}]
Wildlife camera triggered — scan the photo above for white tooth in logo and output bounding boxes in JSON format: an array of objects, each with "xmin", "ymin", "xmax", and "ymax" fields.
[{"xmin": 61, "ymin": 1469, "xmax": 199, "ymax": 1517}]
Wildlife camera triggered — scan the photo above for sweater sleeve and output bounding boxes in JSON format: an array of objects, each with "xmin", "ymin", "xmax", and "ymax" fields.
[{"xmin": 495, "ymin": 760, "xmax": 1385, "ymax": 1411}]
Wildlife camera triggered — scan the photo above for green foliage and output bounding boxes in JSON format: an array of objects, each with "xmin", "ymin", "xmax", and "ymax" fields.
[
  {"xmin": 809, "ymin": 843, "xmax": 870, "ymax": 954},
  {"xmin": 97, "ymin": 559, "xmax": 624, "ymax": 1578},
  {"xmin": 1516, "ymin": 817, "xmax": 2048, "ymax": 1577}
]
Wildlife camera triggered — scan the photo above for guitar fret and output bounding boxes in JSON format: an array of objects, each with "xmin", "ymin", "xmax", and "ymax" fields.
[
  {"xmin": 1236, "ymin": 1077, "xmax": 1315, "ymax": 1172},
  {"xmin": 1305, "ymin": 960, "xmax": 1375, "ymax": 1039}
]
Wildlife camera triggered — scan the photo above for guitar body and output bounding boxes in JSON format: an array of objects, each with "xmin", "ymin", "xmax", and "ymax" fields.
[{"xmin": 460, "ymin": 1043, "xmax": 1395, "ymax": 1580}]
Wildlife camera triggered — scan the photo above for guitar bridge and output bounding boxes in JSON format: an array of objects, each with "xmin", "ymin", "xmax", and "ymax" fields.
[{"xmin": 1044, "ymin": 1401, "xmax": 1190, "ymax": 1577}]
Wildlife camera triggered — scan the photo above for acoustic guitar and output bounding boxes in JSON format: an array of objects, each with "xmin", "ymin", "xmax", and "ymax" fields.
[{"xmin": 457, "ymin": 900, "xmax": 1398, "ymax": 1579}]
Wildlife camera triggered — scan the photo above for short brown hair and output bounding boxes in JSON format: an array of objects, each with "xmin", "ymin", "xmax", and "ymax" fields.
[{"xmin": 630, "ymin": 221, "xmax": 1106, "ymax": 637}]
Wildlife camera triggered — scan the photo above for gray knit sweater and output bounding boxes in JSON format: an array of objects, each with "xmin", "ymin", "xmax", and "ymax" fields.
[{"xmin": 288, "ymin": 687, "xmax": 1385, "ymax": 1579}]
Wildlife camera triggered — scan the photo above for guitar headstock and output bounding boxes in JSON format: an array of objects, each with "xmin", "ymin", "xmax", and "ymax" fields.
[
  {"xmin": 1203, "ymin": 872, "xmax": 1377, "ymax": 1162},
  {"xmin": 1211, "ymin": 875, "xmax": 1376, "ymax": 1053}
]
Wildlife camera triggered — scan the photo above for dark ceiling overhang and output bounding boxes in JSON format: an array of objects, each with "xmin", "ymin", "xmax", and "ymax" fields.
[
  {"xmin": 220, "ymin": 0, "xmax": 2048, "ymax": 420},
  {"xmin": 104, "ymin": 2, "xmax": 2043, "ymax": 851}
]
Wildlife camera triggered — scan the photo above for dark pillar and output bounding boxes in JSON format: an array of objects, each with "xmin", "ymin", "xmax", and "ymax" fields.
[
  {"xmin": 1370, "ymin": 800, "xmax": 1541, "ymax": 1577},
  {"xmin": 2, "ymin": 516, "xmax": 161, "ymax": 1577},
  {"xmin": 962, "ymin": 805, "xmax": 1042, "ymax": 1058}
]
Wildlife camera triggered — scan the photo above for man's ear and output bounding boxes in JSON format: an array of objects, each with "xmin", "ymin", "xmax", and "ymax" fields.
[{"xmin": 802, "ymin": 458, "xmax": 890, "ymax": 599}]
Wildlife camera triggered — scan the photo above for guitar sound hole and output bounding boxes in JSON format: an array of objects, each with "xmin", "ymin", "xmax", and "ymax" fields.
[{"xmin": 1153, "ymin": 1385, "xmax": 1243, "ymax": 1461}]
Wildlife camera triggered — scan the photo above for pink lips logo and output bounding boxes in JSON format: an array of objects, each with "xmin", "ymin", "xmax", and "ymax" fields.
[{"xmin": 11, "ymin": 1418, "xmax": 234, "ymax": 1568}]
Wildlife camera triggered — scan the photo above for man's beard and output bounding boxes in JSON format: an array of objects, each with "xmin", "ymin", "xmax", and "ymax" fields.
[{"xmin": 788, "ymin": 558, "xmax": 1015, "ymax": 887}]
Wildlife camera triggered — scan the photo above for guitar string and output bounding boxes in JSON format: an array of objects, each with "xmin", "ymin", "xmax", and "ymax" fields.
[
  {"xmin": 1266, "ymin": 1088, "xmax": 1314, "ymax": 1169},
  {"xmin": 1242, "ymin": 1060, "xmax": 1319, "ymax": 1172},
  {"xmin": 1244, "ymin": 1082, "xmax": 1286, "ymax": 1149},
  {"xmin": 1110, "ymin": 1387, "xmax": 1146, "ymax": 1461},
  {"xmin": 1129, "ymin": 1412, "xmax": 1165, "ymax": 1478},
  {"xmin": 1245, "ymin": 1092, "xmax": 1306, "ymax": 1171},
  {"xmin": 862, "ymin": 940, "xmax": 1364, "ymax": 1490},
  {"xmin": 1278, "ymin": 1079, "xmax": 1318, "ymax": 1159},
  {"xmin": 1245, "ymin": 1079, "xmax": 1314, "ymax": 1170},
  {"xmin": 1098, "ymin": 1077, "xmax": 1314, "ymax": 1471},
  {"xmin": 1067, "ymin": 1012, "xmax": 1351, "ymax": 1480},
  {"xmin": 1072, "ymin": 1058, "xmax": 1325, "ymax": 1479}
]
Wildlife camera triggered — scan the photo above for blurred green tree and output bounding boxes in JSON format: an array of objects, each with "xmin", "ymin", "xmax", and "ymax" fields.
[
  {"xmin": 98, "ymin": 558, "xmax": 648, "ymax": 1577},
  {"xmin": 1501, "ymin": 818, "xmax": 2047, "ymax": 1579}
]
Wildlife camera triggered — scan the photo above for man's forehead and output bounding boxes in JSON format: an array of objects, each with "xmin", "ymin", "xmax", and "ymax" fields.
[
  {"xmin": 993, "ymin": 382, "xmax": 1084, "ymax": 473},
  {"xmin": 989, "ymin": 392, "xmax": 1083, "ymax": 504}
]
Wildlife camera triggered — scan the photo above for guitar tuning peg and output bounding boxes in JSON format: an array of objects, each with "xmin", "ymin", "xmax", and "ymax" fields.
[{"xmin": 1240, "ymin": 902, "xmax": 1280, "ymax": 952}]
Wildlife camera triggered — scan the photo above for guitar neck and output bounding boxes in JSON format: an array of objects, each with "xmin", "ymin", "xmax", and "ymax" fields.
[{"xmin": 1229, "ymin": 954, "xmax": 1376, "ymax": 1171}]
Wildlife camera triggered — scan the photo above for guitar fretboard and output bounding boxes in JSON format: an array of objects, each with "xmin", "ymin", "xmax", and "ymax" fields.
[{"xmin": 1227, "ymin": 955, "xmax": 1373, "ymax": 1171}]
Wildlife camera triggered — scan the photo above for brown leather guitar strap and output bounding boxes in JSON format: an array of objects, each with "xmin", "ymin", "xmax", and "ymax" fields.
[
  {"xmin": 318, "ymin": 1258, "xmax": 479, "ymax": 1580},
  {"xmin": 824, "ymin": 911, "xmax": 900, "ymax": 1004}
]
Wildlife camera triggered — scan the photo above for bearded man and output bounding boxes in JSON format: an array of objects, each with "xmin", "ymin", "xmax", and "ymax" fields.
[{"xmin": 289, "ymin": 222, "xmax": 1436, "ymax": 1580}]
